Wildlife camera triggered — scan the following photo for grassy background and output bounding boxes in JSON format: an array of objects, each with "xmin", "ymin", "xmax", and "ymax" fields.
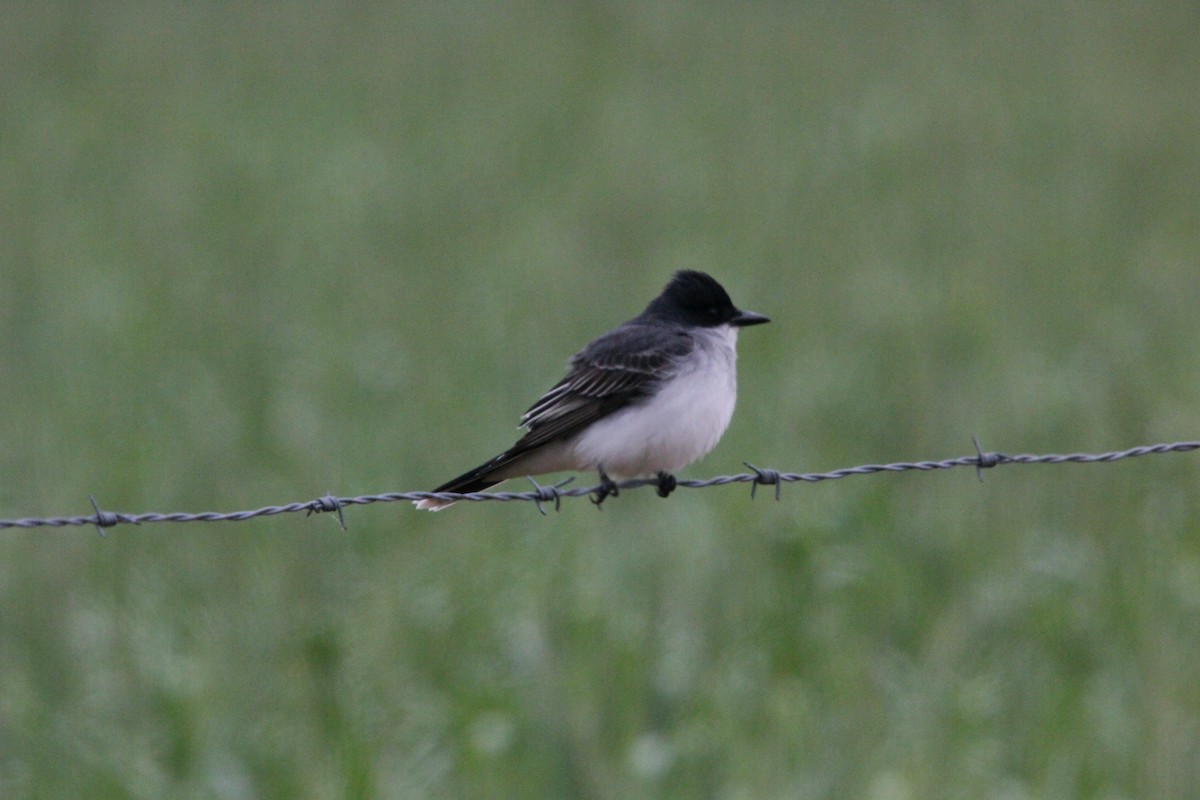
[{"xmin": 3, "ymin": 2, "xmax": 1200, "ymax": 797}]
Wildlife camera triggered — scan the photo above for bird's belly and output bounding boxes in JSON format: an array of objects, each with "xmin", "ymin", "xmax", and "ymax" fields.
[{"xmin": 570, "ymin": 359, "xmax": 737, "ymax": 478}]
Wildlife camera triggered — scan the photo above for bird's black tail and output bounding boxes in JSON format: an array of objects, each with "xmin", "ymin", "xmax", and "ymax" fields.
[{"xmin": 414, "ymin": 450, "xmax": 520, "ymax": 510}]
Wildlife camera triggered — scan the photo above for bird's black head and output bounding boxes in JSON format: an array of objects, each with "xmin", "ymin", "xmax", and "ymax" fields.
[{"xmin": 641, "ymin": 270, "xmax": 770, "ymax": 328}]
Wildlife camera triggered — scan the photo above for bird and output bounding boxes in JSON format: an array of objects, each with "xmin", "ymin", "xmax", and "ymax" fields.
[{"xmin": 414, "ymin": 270, "xmax": 769, "ymax": 510}]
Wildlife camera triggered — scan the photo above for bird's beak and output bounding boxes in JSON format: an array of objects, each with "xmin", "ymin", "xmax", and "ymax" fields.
[{"xmin": 732, "ymin": 309, "xmax": 770, "ymax": 327}]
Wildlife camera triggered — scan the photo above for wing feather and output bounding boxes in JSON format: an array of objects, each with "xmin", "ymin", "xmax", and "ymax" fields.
[{"xmin": 511, "ymin": 324, "xmax": 694, "ymax": 453}]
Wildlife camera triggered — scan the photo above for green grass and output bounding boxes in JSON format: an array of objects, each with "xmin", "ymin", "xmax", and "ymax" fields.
[{"xmin": 3, "ymin": 2, "xmax": 1200, "ymax": 797}]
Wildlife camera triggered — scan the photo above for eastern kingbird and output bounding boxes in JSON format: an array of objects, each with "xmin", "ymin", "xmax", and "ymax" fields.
[{"xmin": 415, "ymin": 270, "xmax": 769, "ymax": 510}]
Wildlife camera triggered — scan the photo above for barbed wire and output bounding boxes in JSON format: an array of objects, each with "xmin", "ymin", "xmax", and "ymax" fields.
[{"xmin": 1, "ymin": 439, "xmax": 1197, "ymax": 533}]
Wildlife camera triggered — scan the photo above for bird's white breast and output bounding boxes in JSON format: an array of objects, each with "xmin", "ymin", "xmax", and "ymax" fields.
[{"xmin": 569, "ymin": 325, "xmax": 740, "ymax": 478}]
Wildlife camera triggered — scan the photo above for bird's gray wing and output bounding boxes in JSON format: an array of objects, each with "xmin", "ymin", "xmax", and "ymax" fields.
[{"xmin": 510, "ymin": 323, "xmax": 695, "ymax": 453}]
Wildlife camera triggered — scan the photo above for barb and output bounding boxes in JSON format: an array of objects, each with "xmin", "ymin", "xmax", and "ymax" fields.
[{"xmin": 1, "ymin": 439, "xmax": 1197, "ymax": 531}]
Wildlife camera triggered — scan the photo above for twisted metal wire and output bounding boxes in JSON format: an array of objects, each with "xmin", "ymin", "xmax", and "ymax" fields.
[{"xmin": 1, "ymin": 440, "xmax": 1196, "ymax": 533}]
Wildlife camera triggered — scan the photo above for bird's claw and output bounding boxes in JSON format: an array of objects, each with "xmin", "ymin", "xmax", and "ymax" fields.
[
  {"xmin": 590, "ymin": 467, "xmax": 620, "ymax": 508},
  {"xmin": 655, "ymin": 471, "xmax": 677, "ymax": 498}
]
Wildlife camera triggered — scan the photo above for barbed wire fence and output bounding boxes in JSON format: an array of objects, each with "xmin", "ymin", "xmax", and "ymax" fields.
[{"xmin": 1, "ymin": 439, "xmax": 1197, "ymax": 534}]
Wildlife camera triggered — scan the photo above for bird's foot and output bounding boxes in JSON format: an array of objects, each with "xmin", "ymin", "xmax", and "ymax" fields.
[
  {"xmin": 655, "ymin": 471, "xmax": 677, "ymax": 498},
  {"xmin": 590, "ymin": 467, "xmax": 620, "ymax": 508}
]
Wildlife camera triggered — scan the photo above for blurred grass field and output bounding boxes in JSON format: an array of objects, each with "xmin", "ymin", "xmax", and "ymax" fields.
[{"xmin": 3, "ymin": 2, "xmax": 1200, "ymax": 798}]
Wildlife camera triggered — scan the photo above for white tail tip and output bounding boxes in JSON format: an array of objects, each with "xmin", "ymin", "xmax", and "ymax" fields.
[{"xmin": 414, "ymin": 498, "xmax": 455, "ymax": 511}]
